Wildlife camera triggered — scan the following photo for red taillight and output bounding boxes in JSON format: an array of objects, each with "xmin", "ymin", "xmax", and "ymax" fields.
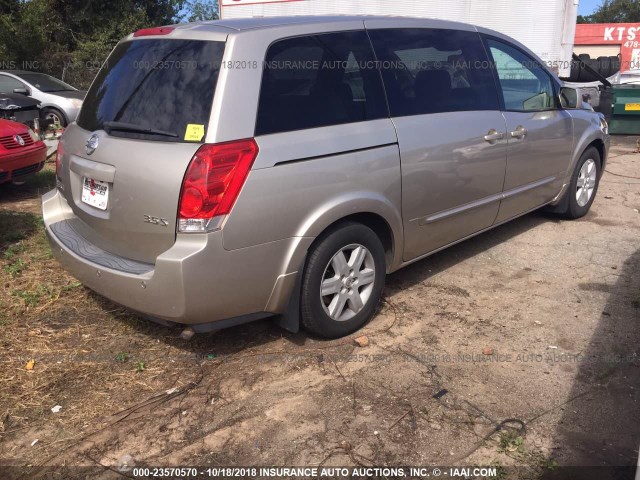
[
  {"xmin": 55, "ymin": 141, "xmax": 63, "ymax": 177},
  {"xmin": 133, "ymin": 26, "xmax": 175, "ymax": 37},
  {"xmin": 178, "ymin": 139, "xmax": 259, "ymax": 232}
]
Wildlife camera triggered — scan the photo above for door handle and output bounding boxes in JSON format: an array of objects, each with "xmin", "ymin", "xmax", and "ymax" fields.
[
  {"xmin": 484, "ymin": 129, "xmax": 505, "ymax": 144},
  {"xmin": 510, "ymin": 126, "xmax": 528, "ymax": 138}
]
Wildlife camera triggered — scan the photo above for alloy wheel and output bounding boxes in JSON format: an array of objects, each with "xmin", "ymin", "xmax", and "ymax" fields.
[
  {"xmin": 320, "ymin": 244, "xmax": 376, "ymax": 322},
  {"xmin": 576, "ymin": 158, "xmax": 597, "ymax": 207}
]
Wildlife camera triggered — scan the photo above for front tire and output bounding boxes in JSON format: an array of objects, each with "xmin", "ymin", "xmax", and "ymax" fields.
[
  {"xmin": 301, "ymin": 222, "xmax": 386, "ymax": 339},
  {"xmin": 550, "ymin": 146, "xmax": 601, "ymax": 219},
  {"xmin": 42, "ymin": 107, "xmax": 67, "ymax": 128}
]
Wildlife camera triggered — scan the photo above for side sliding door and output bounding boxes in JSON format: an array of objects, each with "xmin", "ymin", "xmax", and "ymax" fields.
[{"xmin": 367, "ymin": 23, "xmax": 508, "ymax": 261}]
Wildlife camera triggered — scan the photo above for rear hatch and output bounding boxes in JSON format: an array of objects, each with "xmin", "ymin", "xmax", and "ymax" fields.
[{"xmin": 60, "ymin": 36, "xmax": 225, "ymax": 264}]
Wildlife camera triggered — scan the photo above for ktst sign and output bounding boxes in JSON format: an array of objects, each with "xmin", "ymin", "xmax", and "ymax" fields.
[
  {"xmin": 575, "ymin": 23, "xmax": 640, "ymax": 71},
  {"xmin": 603, "ymin": 26, "xmax": 640, "ymax": 43}
]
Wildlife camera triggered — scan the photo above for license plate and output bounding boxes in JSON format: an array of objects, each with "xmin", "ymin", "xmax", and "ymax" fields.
[
  {"xmin": 81, "ymin": 177, "xmax": 109, "ymax": 210},
  {"xmin": 624, "ymin": 103, "xmax": 640, "ymax": 111}
]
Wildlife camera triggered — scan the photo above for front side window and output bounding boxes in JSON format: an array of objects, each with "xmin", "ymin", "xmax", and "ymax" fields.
[
  {"xmin": 485, "ymin": 38, "xmax": 556, "ymax": 111},
  {"xmin": 256, "ymin": 31, "xmax": 387, "ymax": 136},
  {"xmin": 368, "ymin": 28, "xmax": 500, "ymax": 117},
  {"xmin": 0, "ymin": 75, "xmax": 26, "ymax": 93}
]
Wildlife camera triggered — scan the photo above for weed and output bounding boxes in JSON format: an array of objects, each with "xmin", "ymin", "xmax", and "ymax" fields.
[
  {"xmin": 3, "ymin": 243, "xmax": 24, "ymax": 260},
  {"xmin": 543, "ymin": 458, "xmax": 558, "ymax": 471},
  {"xmin": 24, "ymin": 169, "xmax": 56, "ymax": 190},
  {"xmin": 0, "ymin": 211, "xmax": 40, "ymax": 252},
  {"xmin": 12, "ymin": 284, "xmax": 53, "ymax": 308},
  {"xmin": 62, "ymin": 281, "xmax": 82, "ymax": 292},
  {"xmin": 487, "ymin": 462, "xmax": 507, "ymax": 480},
  {"xmin": 3, "ymin": 258, "xmax": 26, "ymax": 277},
  {"xmin": 136, "ymin": 361, "xmax": 145, "ymax": 373},
  {"xmin": 0, "ymin": 306, "xmax": 9, "ymax": 326},
  {"xmin": 115, "ymin": 352, "xmax": 129, "ymax": 363},
  {"xmin": 498, "ymin": 431, "xmax": 525, "ymax": 454}
]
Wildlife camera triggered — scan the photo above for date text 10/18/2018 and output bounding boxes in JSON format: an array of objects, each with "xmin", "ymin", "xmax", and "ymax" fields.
[{"xmin": 131, "ymin": 466, "xmax": 498, "ymax": 478}]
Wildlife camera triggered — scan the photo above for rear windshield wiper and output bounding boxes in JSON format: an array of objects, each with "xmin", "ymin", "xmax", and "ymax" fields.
[{"xmin": 103, "ymin": 121, "xmax": 178, "ymax": 138}]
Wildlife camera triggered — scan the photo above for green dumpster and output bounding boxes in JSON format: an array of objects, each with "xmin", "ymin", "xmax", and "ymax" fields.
[{"xmin": 608, "ymin": 85, "xmax": 640, "ymax": 135}]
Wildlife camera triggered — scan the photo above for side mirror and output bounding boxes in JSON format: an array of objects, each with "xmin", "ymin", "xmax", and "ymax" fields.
[
  {"xmin": 559, "ymin": 87, "xmax": 579, "ymax": 109},
  {"xmin": 13, "ymin": 87, "xmax": 29, "ymax": 95}
]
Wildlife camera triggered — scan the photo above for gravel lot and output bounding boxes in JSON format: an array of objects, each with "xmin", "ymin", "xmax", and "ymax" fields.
[{"xmin": 0, "ymin": 136, "xmax": 638, "ymax": 479}]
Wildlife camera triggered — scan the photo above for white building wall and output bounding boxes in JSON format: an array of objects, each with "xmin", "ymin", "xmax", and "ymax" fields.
[{"xmin": 220, "ymin": 0, "xmax": 578, "ymax": 76}]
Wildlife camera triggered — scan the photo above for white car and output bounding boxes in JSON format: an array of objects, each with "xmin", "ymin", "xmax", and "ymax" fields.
[
  {"xmin": 0, "ymin": 71, "xmax": 86, "ymax": 127},
  {"xmin": 609, "ymin": 69, "xmax": 640, "ymax": 85}
]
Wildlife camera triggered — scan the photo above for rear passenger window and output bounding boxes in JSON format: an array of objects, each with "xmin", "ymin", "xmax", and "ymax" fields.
[
  {"xmin": 256, "ymin": 31, "xmax": 387, "ymax": 136},
  {"xmin": 485, "ymin": 38, "xmax": 556, "ymax": 111},
  {"xmin": 368, "ymin": 29, "xmax": 500, "ymax": 117}
]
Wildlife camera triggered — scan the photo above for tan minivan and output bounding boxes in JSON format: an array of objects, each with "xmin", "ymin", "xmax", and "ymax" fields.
[{"xmin": 43, "ymin": 16, "xmax": 609, "ymax": 338}]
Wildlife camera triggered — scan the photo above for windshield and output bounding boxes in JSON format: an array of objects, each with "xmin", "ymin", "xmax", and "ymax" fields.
[
  {"xmin": 20, "ymin": 73, "xmax": 76, "ymax": 92},
  {"xmin": 77, "ymin": 39, "xmax": 224, "ymax": 142}
]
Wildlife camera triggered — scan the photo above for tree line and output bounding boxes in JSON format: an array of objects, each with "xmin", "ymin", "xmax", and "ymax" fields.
[
  {"xmin": 578, "ymin": 0, "xmax": 640, "ymax": 23},
  {"xmin": 0, "ymin": 0, "xmax": 218, "ymax": 89}
]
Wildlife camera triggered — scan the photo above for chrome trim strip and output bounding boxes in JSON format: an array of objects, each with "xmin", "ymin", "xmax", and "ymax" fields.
[
  {"xmin": 416, "ymin": 176, "xmax": 556, "ymax": 225},
  {"xmin": 398, "ymin": 199, "xmax": 555, "ymax": 271},
  {"xmin": 501, "ymin": 176, "xmax": 556, "ymax": 200},
  {"xmin": 273, "ymin": 142, "xmax": 399, "ymax": 167}
]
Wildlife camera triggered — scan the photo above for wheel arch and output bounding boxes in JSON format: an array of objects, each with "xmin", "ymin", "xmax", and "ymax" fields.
[
  {"xmin": 268, "ymin": 206, "xmax": 402, "ymax": 332},
  {"xmin": 291, "ymin": 192, "xmax": 404, "ymax": 274},
  {"xmin": 585, "ymin": 138, "xmax": 606, "ymax": 171},
  {"xmin": 569, "ymin": 129, "xmax": 607, "ymax": 178},
  {"xmin": 311, "ymin": 212, "xmax": 396, "ymax": 272}
]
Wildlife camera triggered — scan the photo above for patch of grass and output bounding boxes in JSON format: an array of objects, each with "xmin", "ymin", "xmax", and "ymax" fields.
[
  {"xmin": 32, "ymin": 218, "xmax": 52, "ymax": 258},
  {"xmin": 115, "ymin": 352, "xmax": 129, "ymax": 363},
  {"xmin": 3, "ymin": 258, "xmax": 26, "ymax": 277},
  {"xmin": 12, "ymin": 284, "xmax": 53, "ymax": 308},
  {"xmin": 0, "ymin": 210, "xmax": 40, "ymax": 253},
  {"xmin": 0, "ymin": 303, "xmax": 10, "ymax": 326},
  {"xmin": 3, "ymin": 169, "xmax": 56, "ymax": 198},
  {"xmin": 498, "ymin": 431, "xmax": 525, "ymax": 454},
  {"xmin": 24, "ymin": 169, "xmax": 56, "ymax": 190},
  {"xmin": 62, "ymin": 281, "xmax": 82, "ymax": 292},
  {"xmin": 487, "ymin": 462, "xmax": 507, "ymax": 480},
  {"xmin": 543, "ymin": 458, "xmax": 558, "ymax": 471},
  {"xmin": 3, "ymin": 242, "xmax": 24, "ymax": 260}
]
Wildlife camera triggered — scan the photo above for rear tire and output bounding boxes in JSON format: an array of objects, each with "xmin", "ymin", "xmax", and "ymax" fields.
[
  {"xmin": 301, "ymin": 222, "xmax": 385, "ymax": 339},
  {"xmin": 549, "ymin": 146, "xmax": 601, "ymax": 219}
]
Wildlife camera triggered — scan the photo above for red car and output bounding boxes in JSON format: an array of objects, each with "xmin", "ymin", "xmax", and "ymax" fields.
[{"xmin": 0, "ymin": 118, "xmax": 46, "ymax": 184}]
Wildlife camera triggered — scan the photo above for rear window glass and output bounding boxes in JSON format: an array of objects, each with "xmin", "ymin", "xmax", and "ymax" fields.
[
  {"xmin": 256, "ymin": 31, "xmax": 388, "ymax": 136},
  {"xmin": 77, "ymin": 39, "xmax": 224, "ymax": 142},
  {"xmin": 19, "ymin": 73, "xmax": 76, "ymax": 92}
]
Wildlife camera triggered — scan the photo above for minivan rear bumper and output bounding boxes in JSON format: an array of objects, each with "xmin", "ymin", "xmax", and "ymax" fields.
[{"xmin": 42, "ymin": 189, "xmax": 311, "ymax": 326}]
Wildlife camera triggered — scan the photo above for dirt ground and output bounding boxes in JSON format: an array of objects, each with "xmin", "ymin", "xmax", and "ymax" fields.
[{"xmin": 0, "ymin": 136, "xmax": 639, "ymax": 479}]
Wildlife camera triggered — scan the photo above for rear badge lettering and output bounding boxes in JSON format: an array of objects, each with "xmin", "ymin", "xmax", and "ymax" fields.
[{"xmin": 143, "ymin": 214, "xmax": 169, "ymax": 227}]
